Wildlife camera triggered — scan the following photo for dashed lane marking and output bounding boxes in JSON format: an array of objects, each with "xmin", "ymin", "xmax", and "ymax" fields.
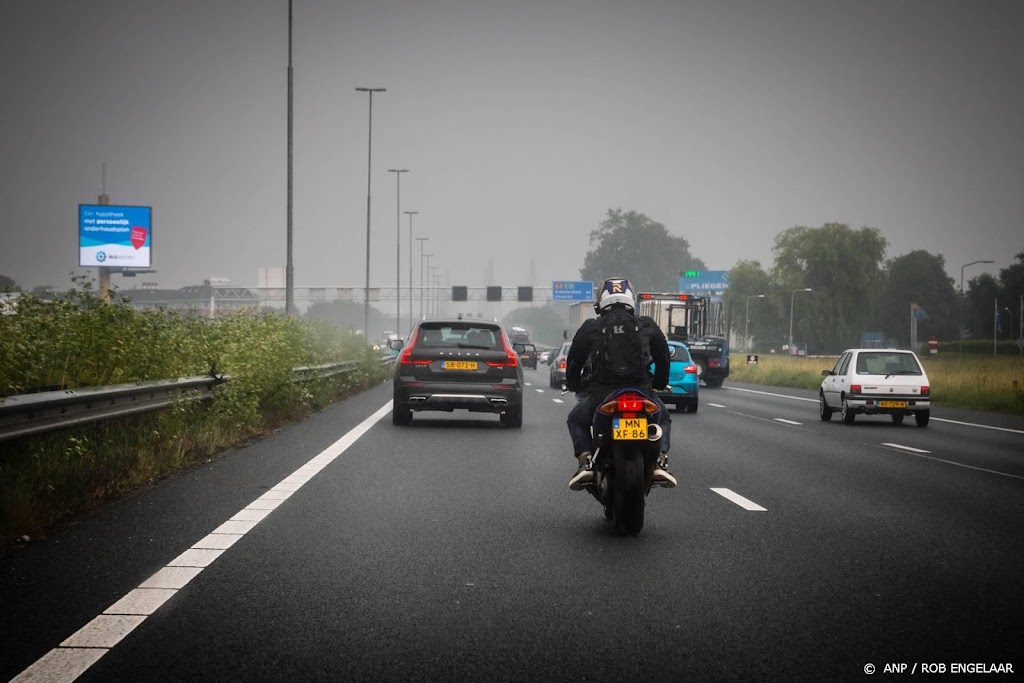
[
  {"xmin": 707, "ymin": 403, "xmax": 727, "ymax": 408},
  {"xmin": 881, "ymin": 442, "xmax": 930, "ymax": 454},
  {"xmin": 774, "ymin": 418, "xmax": 802, "ymax": 426},
  {"xmin": 723, "ymin": 385, "xmax": 1024, "ymax": 434},
  {"xmin": 878, "ymin": 443, "xmax": 1024, "ymax": 480},
  {"xmin": 710, "ymin": 488, "xmax": 767, "ymax": 511}
]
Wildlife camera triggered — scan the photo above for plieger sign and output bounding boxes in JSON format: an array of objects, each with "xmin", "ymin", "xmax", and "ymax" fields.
[{"xmin": 79, "ymin": 204, "xmax": 153, "ymax": 268}]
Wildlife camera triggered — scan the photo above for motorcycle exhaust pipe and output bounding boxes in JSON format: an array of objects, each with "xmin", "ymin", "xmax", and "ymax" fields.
[{"xmin": 647, "ymin": 423, "xmax": 663, "ymax": 442}]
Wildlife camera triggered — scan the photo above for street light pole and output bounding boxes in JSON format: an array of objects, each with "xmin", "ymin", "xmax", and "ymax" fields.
[
  {"xmin": 416, "ymin": 238, "xmax": 428, "ymax": 320},
  {"xmin": 959, "ymin": 259, "xmax": 994, "ymax": 354},
  {"xmin": 388, "ymin": 169, "xmax": 408, "ymax": 333},
  {"xmin": 285, "ymin": 0, "xmax": 295, "ymax": 315},
  {"xmin": 430, "ymin": 267, "xmax": 440, "ymax": 316},
  {"xmin": 424, "ymin": 254, "xmax": 433, "ymax": 315},
  {"xmin": 789, "ymin": 288, "xmax": 812, "ymax": 354},
  {"xmin": 404, "ymin": 211, "xmax": 418, "ymax": 332},
  {"xmin": 356, "ymin": 86, "xmax": 385, "ymax": 339},
  {"xmin": 745, "ymin": 294, "xmax": 765, "ymax": 354}
]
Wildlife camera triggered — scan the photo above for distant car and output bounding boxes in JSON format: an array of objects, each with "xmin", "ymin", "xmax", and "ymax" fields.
[
  {"xmin": 654, "ymin": 341, "xmax": 699, "ymax": 413},
  {"xmin": 390, "ymin": 318, "xmax": 524, "ymax": 428},
  {"xmin": 518, "ymin": 342, "xmax": 538, "ymax": 369},
  {"xmin": 819, "ymin": 348, "xmax": 931, "ymax": 426},
  {"xmin": 549, "ymin": 340, "xmax": 572, "ymax": 388},
  {"xmin": 538, "ymin": 350, "xmax": 551, "ymax": 365}
]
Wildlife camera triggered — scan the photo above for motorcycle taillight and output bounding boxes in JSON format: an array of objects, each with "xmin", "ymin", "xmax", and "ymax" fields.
[{"xmin": 598, "ymin": 392, "xmax": 659, "ymax": 415}]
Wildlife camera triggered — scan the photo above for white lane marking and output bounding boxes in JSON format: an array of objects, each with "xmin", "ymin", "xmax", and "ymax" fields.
[
  {"xmin": 877, "ymin": 444, "xmax": 1024, "ymax": 480},
  {"xmin": 13, "ymin": 400, "xmax": 394, "ymax": 683},
  {"xmin": 553, "ymin": 399, "xmax": 564, "ymax": 404},
  {"xmin": 774, "ymin": 418, "xmax": 802, "ymax": 425},
  {"xmin": 12, "ymin": 649, "xmax": 108, "ymax": 683},
  {"xmin": 710, "ymin": 488, "xmax": 767, "ymax": 511},
  {"xmin": 882, "ymin": 442, "xmax": 930, "ymax": 454},
  {"xmin": 535, "ymin": 388, "xmax": 545, "ymax": 393},
  {"xmin": 723, "ymin": 385, "xmax": 1024, "ymax": 434},
  {"xmin": 708, "ymin": 403, "xmax": 727, "ymax": 408}
]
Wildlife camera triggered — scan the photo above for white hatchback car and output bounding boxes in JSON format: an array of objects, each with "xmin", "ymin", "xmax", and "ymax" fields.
[{"xmin": 819, "ymin": 349, "xmax": 931, "ymax": 426}]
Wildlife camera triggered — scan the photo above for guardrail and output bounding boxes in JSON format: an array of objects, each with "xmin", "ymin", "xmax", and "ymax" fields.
[{"xmin": 0, "ymin": 355, "xmax": 397, "ymax": 443}]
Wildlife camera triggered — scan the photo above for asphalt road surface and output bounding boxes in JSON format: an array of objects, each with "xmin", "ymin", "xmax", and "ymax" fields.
[{"xmin": 3, "ymin": 372, "xmax": 1022, "ymax": 682}]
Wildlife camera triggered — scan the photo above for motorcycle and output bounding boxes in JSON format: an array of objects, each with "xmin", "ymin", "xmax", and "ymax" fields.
[{"xmin": 582, "ymin": 387, "xmax": 665, "ymax": 535}]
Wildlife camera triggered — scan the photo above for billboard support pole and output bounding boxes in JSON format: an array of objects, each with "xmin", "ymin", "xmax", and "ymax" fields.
[{"xmin": 98, "ymin": 191, "xmax": 111, "ymax": 303}]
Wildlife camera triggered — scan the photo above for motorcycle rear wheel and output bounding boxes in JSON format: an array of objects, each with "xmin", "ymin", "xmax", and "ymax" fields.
[{"xmin": 612, "ymin": 443, "xmax": 646, "ymax": 536}]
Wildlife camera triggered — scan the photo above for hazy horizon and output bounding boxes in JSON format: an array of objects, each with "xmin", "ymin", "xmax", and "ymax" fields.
[{"xmin": 1, "ymin": 0, "xmax": 1021, "ymax": 297}]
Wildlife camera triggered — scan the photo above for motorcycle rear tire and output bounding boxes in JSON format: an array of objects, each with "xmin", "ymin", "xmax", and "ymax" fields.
[{"xmin": 612, "ymin": 443, "xmax": 645, "ymax": 536}]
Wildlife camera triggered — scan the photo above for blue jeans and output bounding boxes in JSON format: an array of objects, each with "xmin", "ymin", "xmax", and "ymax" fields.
[{"xmin": 567, "ymin": 389, "xmax": 671, "ymax": 457}]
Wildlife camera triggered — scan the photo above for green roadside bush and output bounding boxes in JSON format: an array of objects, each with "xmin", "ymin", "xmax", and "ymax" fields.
[{"xmin": 0, "ymin": 279, "xmax": 391, "ymax": 548}]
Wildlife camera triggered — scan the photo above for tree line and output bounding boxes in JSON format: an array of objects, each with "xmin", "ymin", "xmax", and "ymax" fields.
[{"xmin": 576, "ymin": 210, "xmax": 1024, "ymax": 354}]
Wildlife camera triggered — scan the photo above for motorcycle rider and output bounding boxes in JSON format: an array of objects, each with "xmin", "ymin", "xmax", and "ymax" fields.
[{"xmin": 565, "ymin": 277, "xmax": 677, "ymax": 490}]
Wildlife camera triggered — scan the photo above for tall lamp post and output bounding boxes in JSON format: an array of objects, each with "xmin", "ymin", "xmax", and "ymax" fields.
[
  {"xmin": 959, "ymin": 259, "xmax": 993, "ymax": 354},
  {"xmin": 424, "ymin": 254, "xmax": 433, "ymax": 316},
  {"xmin": 745, "ymin": 294, "xmax": 765, "ymax": 353},
  {"xmin": 285, "ymin": 0, "xmax": 295, "ymax": 315},
  {"xmin": 789, "ymin": 288, "xmax": 812, "ymax": 354},
  {"xmin": 356, "ymin": 86, "xmax": 385, "ymax": 339},
  {"xmin": 404, "ymin": 211, "xmax": 419, "ymax": 333},
  {"xmin": 416, "ymin": 237, "xmax": 428, "ymax": 320},
  {"xmin": 430, "ymin": 267, "xmax": 440, "ymax": 316},
  {"xmin": 387, "ymin": 169, "xmax": 408, "ymax": 332}
]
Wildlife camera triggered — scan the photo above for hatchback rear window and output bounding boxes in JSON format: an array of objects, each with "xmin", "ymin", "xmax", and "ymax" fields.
[{"xmin": 855, "ymin": 352, "xmax": 922, "ymax": 376}]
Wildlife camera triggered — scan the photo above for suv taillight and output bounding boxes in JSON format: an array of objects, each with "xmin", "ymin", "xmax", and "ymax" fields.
[
  {"xmin": 850, "ymin": 384, "xmax": 861, "ymax": 394},
  {"xmin": 400, "ymin": 328, "xmax": 421, "ymax": 365},
  {"xmin": 921, "ymin": 385, "xmax": 930, "ymax": 396}
]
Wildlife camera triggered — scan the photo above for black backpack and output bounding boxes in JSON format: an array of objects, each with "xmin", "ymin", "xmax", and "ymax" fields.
[{"xmin": 595, "ymin": 308, "xmax": 649, "ymax": 384}]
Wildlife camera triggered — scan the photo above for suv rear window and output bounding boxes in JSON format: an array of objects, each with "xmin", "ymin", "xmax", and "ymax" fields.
[{"xmin": 418, "ymin": 323, "xmax": 501, "ymax": 349}]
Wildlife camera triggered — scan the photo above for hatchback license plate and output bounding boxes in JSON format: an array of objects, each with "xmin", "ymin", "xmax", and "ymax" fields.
[
  {"xmin": 442, "ymin": 360, "xmax": 477, "ymax": 371},
  {"xmin": 612, "ymin": 417, "xmax": 647, "ymax": 440},
  {"xmin": 879, "ymin": 400, "xmax": 906, "ymax": 408}
]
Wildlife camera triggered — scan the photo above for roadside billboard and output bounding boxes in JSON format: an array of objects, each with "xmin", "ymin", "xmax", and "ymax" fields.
[{"xmin": 78, "ymin": 204, "xmax": 153, "ymax": 268}]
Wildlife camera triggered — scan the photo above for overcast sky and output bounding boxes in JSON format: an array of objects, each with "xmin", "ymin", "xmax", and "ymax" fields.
[{"xmin": 1, "ymin": 0, "xmax": 1021, "ymax": 298}]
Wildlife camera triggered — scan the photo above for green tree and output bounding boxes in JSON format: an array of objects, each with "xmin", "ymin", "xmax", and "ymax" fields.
[
  {"xmin": 580, "ymin": 209, "xmax": 705, "ymax": 294},
  {"xmin": 770, "ymin": 223, "xmax": 888, "ymax": 353},
  {"xmin": 0, "ymin": 274, "xmax": 17, "ymax": 291},
  {"xmin": 878, "ymin": 251, "xmax": 959, "ymax": 346},
  {"xmin": 965, "ymin": 273, "xmax": 1001, "ymax": 341},
  {"xmin": 997, "ymin": 251, "xmax": 1024, "ymax": 341},
  {"xmin": 724, "ymin": 260, "xmax": 779, "ymax": 351}
]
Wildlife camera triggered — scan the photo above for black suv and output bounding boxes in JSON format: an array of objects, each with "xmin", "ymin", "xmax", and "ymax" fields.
[{"xmin": 390, "ymin": 318, "xmax": 524, "ymax": 427}]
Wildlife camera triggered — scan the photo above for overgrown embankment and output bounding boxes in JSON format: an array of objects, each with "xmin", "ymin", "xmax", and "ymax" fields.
[{"xmin": 0, "ymin": 280, "xmax": 391, "ymax": 549}]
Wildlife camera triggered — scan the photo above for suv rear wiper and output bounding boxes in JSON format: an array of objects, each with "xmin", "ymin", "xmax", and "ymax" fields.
[{"xmin": 885, "ymin": 370, "xmax": 921, "ymax": 378}]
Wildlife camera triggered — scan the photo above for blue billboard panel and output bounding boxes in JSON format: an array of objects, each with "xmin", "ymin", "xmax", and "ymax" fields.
[
  {"xmin": 79, "ymin": 204, "xmax": 153, "ymax": 268},
  {"xmin": 551, "ymin": 280, "xmax": 595, "ymax": 301},
  {"xmin": 678, "ymin": 270, "xmax": 729, "ymax": 293}
]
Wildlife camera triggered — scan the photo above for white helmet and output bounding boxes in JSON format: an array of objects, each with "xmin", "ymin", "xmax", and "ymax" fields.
[{"xmin": 596, "ymin": 277, "xmax": 636, "ymax": 313}]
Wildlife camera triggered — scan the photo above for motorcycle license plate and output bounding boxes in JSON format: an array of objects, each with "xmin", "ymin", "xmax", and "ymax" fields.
[
  {"xmin": 879, "ymin": 400, "xmax": 906, "ymax": 408},
  {"xmin": 442, "ymin": 360, "xmax": 477, "ymax": 371},
  {"xmin": 612, "ymin": 417, "xmax": 647, "ymax": 440}
]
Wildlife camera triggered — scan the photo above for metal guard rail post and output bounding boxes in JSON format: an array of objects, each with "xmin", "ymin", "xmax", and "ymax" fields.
[{"xmin": 0, "ymin": 354, "xmax": 397, "ymax": 443}]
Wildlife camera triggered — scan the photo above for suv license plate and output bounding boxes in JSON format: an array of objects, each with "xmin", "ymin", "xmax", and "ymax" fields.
[
  {"xmin": 443, "ymin": 360, "xmax": 478, "ymax": 371},
  {"xmin": 612, "ymin": 417, "xmax": 648, "ymax": 440},
  {"xmin": 879, "ymin": 400, "xmax": 906, "ymax": 408}
]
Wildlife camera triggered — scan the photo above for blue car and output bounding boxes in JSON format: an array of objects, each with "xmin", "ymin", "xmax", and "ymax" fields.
[{"xmin": 653, "ymin": 341, "xmax": 700, "ymax": 413}]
